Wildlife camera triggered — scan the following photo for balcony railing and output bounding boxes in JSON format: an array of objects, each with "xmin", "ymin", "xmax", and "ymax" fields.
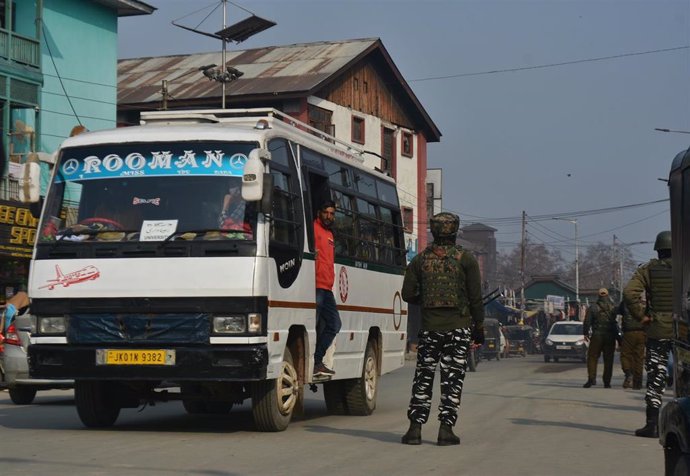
[{"xmin": 0, "ymin": 29, "xmax": 40, "ymax": 68}]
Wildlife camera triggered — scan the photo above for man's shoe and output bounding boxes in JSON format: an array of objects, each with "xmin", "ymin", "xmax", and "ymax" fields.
[
  {"xmin": 623, "ymin": 372, "xmax": 632, "ymax": 389},
  {"xmin": 632, "ymin": 377, "xmax": 643, "ymax": 390},
  {"xmin": 583, "ymin": 379, "xmax": 595, "ymax": 388},
  {"xmin": 401, "ymin": 422, "xmax": 422, "ymax": 445},
  {"xmin": 313, "ymin": 362, "xmax": 335, "ymax": 376},
  {"xmin": 604, "ymin": 383, "xmax": 611, "ymax": 388},
  {"xmin": 437, "ymin": 423, "xmax": 460, "ymax": 446}
]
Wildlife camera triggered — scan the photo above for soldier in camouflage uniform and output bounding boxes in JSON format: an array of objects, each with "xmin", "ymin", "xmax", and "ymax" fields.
[
  {"xmin": 623, "ymin": 231, "xmax": 673, "ymax": 438},
  {"xmin": 582, "ymin": 288, "xmax": 618, "ymax": 388},
  {"xmin": 400, "ymin": 212, "xmax": 485, "ymax": 446}
]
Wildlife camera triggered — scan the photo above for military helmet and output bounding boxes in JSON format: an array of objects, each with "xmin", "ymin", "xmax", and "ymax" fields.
[
  {"xmin": 430, "ymin": 212, "xmax": 460, "ymax": 240},
  {"xmin": 654, "ymin": 230, "xmax": 672, "ymax": 251}
]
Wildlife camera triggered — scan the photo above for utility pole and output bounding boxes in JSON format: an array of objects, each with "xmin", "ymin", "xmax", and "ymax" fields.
[{"xmin": 520, "ymin": 210, "xmax": 526, "ymax": 321}]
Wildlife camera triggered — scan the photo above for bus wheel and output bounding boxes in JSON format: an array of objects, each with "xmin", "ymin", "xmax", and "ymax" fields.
[
  {"xmin": 344, "ymin": 340, "xmax": 378, "ymax": 416},
  {"xmin": 323, "ymin": 380, "xmax": 347, "ymax": 415},
  {"xmin": 251, "ymin": 347, "xmax": 299, "ymax": 431},
  {"xmin": 75, "ymin": 380, "xmax": 120, "ymax": 428}
]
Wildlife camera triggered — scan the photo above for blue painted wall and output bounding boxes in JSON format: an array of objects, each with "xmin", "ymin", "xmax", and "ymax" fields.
[{"xmin": 41, "ymin": 0, "xmax": 118, "ymax": 154}]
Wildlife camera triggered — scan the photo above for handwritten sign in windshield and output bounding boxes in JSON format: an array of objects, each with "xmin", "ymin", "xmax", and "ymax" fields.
[{"xmin": 140, "ymin": 220, "xmax": 178, "ymax": 242}]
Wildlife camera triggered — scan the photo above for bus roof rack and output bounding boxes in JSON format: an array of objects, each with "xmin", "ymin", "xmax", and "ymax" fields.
[{"xmin": 141, "ymin": 108, "xmax": 366, "ymax": 162}]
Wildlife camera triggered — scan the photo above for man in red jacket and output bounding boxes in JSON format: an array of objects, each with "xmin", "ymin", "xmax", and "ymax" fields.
[{"xmin": 313, "ymin": 200, "xmax": 342, "ymax": 377}]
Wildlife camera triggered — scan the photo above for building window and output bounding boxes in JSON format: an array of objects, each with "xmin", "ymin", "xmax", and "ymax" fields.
[
  {"xmin": 352, "ymin": 116, "xmax": 365, "ymax": 144},
  {"xmin": 402, "ymin": 131, "xmax": 413, "ymax": 157},
  {"xmin": 308, "ymin": 105, "xmax": 334, "ymax": 139},
  {"xmin": 381, "ymin": 127, "xmax": 395, "ymax": 176},
  {"xmin": 402, "ymin": 206, "xmax": 414, "ymax": 233}
]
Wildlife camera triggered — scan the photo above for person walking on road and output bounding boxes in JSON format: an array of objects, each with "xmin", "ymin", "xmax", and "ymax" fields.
[
  {"xmin": 400, "ymin": 212, "xmax": 485, "ymax": 446},
  {"xmin": 312, "ymin": 200, "xmax": 342, "ymax": 377},
  {"xmin": 618, "ymin": 300, "xmax": 646, "ymax": 389},
  {"xmin": 624, "ymin": 231, "xmax": 673, "ymax": 438},
  {"xmin": 582, "ymin": 288, "xmax": 618, "ymax": 388}
]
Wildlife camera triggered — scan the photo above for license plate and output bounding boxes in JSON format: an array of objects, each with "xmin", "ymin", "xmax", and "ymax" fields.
[
  {"xmin": 96, "ymin": 349, "xmax": 175, "ymax": 366},
  {"xmin": 556, "ymin": 345, "xmax": 571, "ymax": 350}
]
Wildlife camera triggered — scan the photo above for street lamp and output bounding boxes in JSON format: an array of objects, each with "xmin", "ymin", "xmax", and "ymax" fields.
[{"xmin": 553, "ymin": 217, "xmax": 579, "ymax": 304}]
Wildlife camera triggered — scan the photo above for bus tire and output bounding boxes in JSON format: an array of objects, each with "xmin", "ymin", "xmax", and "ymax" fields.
[
  {"xmin": 9, "ymin": 386, "xmax": 37, "ymax": 405},
  {"xmin": 323, "ymin": 380, "xmax": 347, "ymax": 415},
  {"xmin": 75, "ymin": 380, "xmax": 120, "ymax": 428},
  {"xmin": 344, "ymin": 340, "xmax": 378, "ymax": 416},
  {"xmin": 251, "ymin": 347, "xmax": 298, "ymax": 432}
]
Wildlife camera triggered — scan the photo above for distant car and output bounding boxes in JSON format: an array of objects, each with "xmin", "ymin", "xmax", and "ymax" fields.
[
  {"xmin": 543, "ymin": 321, "xmax": 587, "ymax": 363},
  {"xmin": 0, "ymin": 311, "xmax": 73, "ymax": 404}
]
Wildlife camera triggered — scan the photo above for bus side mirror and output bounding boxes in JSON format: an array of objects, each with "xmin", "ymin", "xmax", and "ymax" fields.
[
  {"xmin": 242, "ymin": 148, "xmax": 270, "ymax": 202},
  {"xmin": 19, "ymin": 153, "xmax": 41, "ymax": 204}
]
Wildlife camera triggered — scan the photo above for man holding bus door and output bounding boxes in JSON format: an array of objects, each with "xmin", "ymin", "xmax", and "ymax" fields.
[
  {"xmin": 400, "ymin": 212, "xmax": 485, "ymax": 446},
  {"xmin": 313, "ymin": 200, "xmax": 342, "ymax": 377}
]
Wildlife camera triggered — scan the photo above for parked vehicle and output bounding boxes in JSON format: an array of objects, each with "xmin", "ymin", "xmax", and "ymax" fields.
[
  {"xmin": 1, "ymin": 307, "xmax": 73, "ymax": 404},
  {"xmin": 480, "ymin": 318, "xmax": 502, "ymax": 361},
  {"xmin": 503, "ymin": 325, "xmax": 537, "ymax": 356},
  {"xmin": 659, "ymin": 147, "xmax": 690, "ymax": 474},
  {"xmin": 542, "ymin": 321, "xmax": 587, "ymax": 363}
]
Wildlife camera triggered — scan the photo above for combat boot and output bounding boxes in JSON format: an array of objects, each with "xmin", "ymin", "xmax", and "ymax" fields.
[
  {"xmin": 582, "ymin": 378, "xmax": 596, "ymax": 388},
  {"xmin": 634, "ymin": 406, "xmax": 659, "ymax": 438},
  {"xmin": 622, "ymin": 371, "xmax": 632, "ymax": 389},
  {"xmin": 401, "ymin": 422, "xmax": 422, "ymax": 445},
  {"xmin": 437, "ymin": 423, "xmax": 460, "ymax": 446}
]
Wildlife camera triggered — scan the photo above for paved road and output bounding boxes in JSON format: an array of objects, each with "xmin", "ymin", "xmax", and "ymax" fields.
[{"xmin": 0, "ymin": 354, "xmax": 665, "ymax": 475}]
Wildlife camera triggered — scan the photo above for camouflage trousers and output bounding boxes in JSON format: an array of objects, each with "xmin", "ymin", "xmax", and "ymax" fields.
[
  {"xmin": 645, "ymin": 338, "xmax": 673, "ymax": 409},
  {"xmin": 407, "ymin": 328, "xmax": 471, "ymax": 426}
]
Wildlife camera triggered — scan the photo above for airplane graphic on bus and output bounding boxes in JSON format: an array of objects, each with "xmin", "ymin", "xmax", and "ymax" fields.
[{"xmin": 40, "ymin": 264, "xmax": 100, "ymax": 290}]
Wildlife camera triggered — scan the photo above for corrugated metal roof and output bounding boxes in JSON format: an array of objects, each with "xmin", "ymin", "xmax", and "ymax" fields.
[
  {"xmin": 118, "ymin": 38, "xmax": 377, "ymax": 105},
  {"xmin": 118, "ymin": 37, "xmax": 441, "ymax": 142}
]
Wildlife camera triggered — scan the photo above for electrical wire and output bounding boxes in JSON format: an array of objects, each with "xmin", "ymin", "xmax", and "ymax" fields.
[
  {"xmin": 42, "ymin": 24, "xmax": 82, "ymax": 126},
  {"xmin": 409, "ymin": 46, "xmax": 690, "ymax": 82}
]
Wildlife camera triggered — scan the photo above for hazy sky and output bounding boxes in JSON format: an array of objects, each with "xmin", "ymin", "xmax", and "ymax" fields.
[{"xmin": 118, "ymin": 0, "xmax": 690, "ymax": 265}]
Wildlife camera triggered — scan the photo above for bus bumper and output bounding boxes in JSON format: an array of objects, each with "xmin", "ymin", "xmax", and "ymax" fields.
[{"xmin": 29, "ymin": 344, "xmax": 268, "ymax": 381}]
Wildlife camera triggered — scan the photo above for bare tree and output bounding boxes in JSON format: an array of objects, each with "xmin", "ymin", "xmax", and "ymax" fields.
[{"xmin": 497, "ymin": 239, "xmax": 565, "ymax": 289}]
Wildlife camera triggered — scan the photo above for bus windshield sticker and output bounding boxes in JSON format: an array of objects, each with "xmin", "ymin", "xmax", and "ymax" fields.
[
  {"xmin": 140, "ymin": 220, "xmax": 178, "ymax": 241},
  {"xmin": 56, "ymin": 150, "xmax": 249, "ymax": 183}
]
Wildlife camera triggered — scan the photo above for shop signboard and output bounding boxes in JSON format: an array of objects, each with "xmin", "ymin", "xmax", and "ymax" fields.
[{"xmin": 0, "ymin": 199, "xmax": 38, "ymax": 258}]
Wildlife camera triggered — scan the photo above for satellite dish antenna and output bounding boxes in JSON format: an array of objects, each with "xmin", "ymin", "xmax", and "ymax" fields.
[{"xmin": 172, "ymin": 0, "xmax": 276, "ymax": 108}]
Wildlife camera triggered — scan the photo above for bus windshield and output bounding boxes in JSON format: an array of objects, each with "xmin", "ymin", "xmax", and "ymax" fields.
[{"xmin": 38, "ymin": 141, "xmax": 259, "ymax": 243}]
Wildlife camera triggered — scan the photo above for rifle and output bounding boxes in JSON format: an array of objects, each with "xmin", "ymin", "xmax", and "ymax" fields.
[{"xmin": 483, "ymin": 288, "xmax": 502, "ymax": 306}]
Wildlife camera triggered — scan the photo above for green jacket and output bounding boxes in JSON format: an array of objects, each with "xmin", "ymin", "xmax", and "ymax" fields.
[
  {"xmin": 401, "ymin": 244, "xmax": 484, "ymax": 331},
  {"xmin": 583, "ymin": 297, "xmax": 617, "ymax": 338},
  {"xmin": 623, "ymin": 257, "xmax": 673, "ymax": 340}
]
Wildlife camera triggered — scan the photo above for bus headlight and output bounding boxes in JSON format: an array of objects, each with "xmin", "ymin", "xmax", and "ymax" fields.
[
  {"xmin": 213, "ymin": 316, "xmax": 246, "ymax": 334},
  {"xmin": 248, "ymin": 313, "xmax": 262, "ymax": 333},
  {"xmin": 38, "ymin": 316, "xmax": 66, "ymax": 334}
]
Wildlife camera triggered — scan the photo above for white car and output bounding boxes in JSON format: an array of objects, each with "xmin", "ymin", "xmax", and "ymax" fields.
[
  {"xmin": 1, "ymin": 310, "xmax": 73, "ymax": 404},
  {"xmin": 543, "ymin": 321, "xmax": 588, "ymax": 363}
]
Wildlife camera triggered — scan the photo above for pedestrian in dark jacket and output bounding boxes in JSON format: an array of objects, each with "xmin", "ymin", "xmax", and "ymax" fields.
[{"xmin": 582, "ymin": 288, "xmax": 618, "ymax": 388}]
